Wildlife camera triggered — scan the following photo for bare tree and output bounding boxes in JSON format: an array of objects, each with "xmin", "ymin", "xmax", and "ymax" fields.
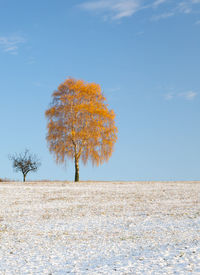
[{"xmin": 9, "ymin": 149, "xmax": 41, "ymax": 182}]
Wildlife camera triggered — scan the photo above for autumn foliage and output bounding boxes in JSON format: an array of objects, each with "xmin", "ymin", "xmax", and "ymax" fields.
[{"xmin": 45, "ymin": 78, "xmax": 117, "ymax": 181}]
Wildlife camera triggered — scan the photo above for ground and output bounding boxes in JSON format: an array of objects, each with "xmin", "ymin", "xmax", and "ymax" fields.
[{"xmin": 0, "ymin": 181, "xmax": 200, "ymax": 274}]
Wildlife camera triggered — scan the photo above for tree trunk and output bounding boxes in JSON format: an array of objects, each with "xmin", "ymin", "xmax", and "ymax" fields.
[
  {"xmin": 75, "ymin": 156, "xmax": 79, "ymax": 182},
  {"xmin": 23, "ymin": 174, "xmax": 26, "ymax": 182}
]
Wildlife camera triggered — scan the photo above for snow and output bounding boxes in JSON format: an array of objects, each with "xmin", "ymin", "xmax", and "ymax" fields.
[{"xmin": 0, "ymin": 181, "xmax": 200, "ymax": 274}]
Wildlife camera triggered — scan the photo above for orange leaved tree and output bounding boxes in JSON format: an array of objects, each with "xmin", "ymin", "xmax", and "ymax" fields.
[{"xmin": 45, "ymin": 78, "xmax": 117, "ymax": 182}]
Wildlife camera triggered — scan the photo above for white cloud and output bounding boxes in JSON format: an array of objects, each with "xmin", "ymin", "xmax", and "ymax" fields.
[
  {"xmin": 80, "ymin": 1, "xmax": 111, "ymax": 11},
  {"xmin": 152, "ymin": 0, "xmax": 200, "ymax": 21},
  {"xmin": 164, "ymin": 91, "xmax": 198, "ymax": 101},
  {"xmin": 153, "ymin": 0, "xmax": 168, "ymax": 8},
  {"xmin": 113, "ymin": 0, "xmax": 141, "ymax": 19},
  {"xmin": 177, "ymin": 2, "xmax": 192, "ymax": 14},
  {"xmin": 79, "ymin": 0, "xmax": 141, "ymax": 20},
  {"xmin": 164, "ymin": 93, "xmax": 174, "ymax": 100},
  {"xmin": 79, "ymin": 0, "xmax": 200, "ymax": 21},
  {"xmin": 152, "ymin": 11, "xmax": 174, "ymax": 21},
  {"xmin": 0, "ymin": 35, "xmax": 25, "ymax": 55},
  {"xmin": 179, "ymin": 91, "xmax": 198, "ymax": 100}
]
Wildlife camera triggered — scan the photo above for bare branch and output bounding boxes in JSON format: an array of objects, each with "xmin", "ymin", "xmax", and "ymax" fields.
[{"xmin": 9, "ymin": 149, "xmax": 41, "ymax": 182}]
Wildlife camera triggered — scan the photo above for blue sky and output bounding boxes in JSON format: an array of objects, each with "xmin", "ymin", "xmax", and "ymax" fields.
[{"xmin": 0, "ymin": 0, "xmax": 200, "ymax": 181}]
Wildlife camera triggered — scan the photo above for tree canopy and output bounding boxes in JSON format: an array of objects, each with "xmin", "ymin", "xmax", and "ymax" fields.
[{"xmin": 45, "ymin": 78, "xmax": 117, "ymax": 181}]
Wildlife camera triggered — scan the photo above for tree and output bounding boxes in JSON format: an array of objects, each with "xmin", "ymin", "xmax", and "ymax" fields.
[
  {"xmin": 45, "ymin": 78, "xmax": 117, "ymax": 182},
  {"xmin": 9, "ymin": 149, "xmax": 41, "ymax": 182}
]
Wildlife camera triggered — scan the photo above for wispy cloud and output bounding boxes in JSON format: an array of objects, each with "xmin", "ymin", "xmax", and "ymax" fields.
[
  {"xmin": 165, "ymin": 91, "xmax": 198, "ymax": 101},
  {"xmin": 153, "ymin": 0, "xmax": 168, "ymax": 8},
  {"xmin": 0, "ymin": 35, "xmax": 25, "ymax": 55},
  {"xmin": 164, "ymin": 92, "xmax": 174, "ymax": 100},
  {"xmin": 152, "ymin": 12, "xmax": 174, "ymax": 21},
  {"xmin": 179, "ymin": 91, "xmax": 198, "ymax": 100},
  {"xmin": 79, "ymin": 0, "xmax": 200, "ymax": 21},
  {"xmin": 177, "ymin": 2, "xmax": 192, "ymax": 14},
  {"xmin": 191, "ymin": 0, "xmax": 200, "ymax": 3},
  {"xmin": 79, "ymin": 0, "xmax": 142, "ymax": 20},
  {"xmin": 152, "ymin": 0, "xmax": 200, "ymax": 21}
]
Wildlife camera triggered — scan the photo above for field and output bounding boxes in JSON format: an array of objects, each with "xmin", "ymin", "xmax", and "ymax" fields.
[{"xmin": 0, "ymin": 181, "xmax": 200, "ymax": 274}]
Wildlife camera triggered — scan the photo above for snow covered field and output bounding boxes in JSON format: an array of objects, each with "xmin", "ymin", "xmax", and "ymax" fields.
[{"xmin": 0, "ymin": 181, "xmax": 200, "ymax": 274}]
